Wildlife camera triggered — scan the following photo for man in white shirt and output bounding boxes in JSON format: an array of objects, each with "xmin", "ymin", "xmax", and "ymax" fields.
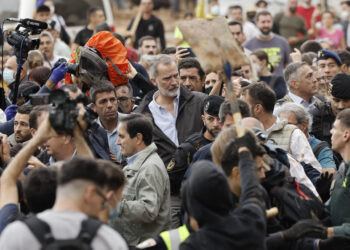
[
  {"xmin": 242, "ymin": 82, "xmax": 322, "ymax": 174},
  {"xmin": 275, "ymin": 62, "xmax": 320, "ymax": 113}
]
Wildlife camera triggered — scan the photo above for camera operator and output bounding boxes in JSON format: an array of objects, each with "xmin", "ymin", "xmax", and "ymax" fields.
[
  {"xmin": 36, "ymin": 102, "xmax": 94, "ymax": 166},
  {"xmin": 60, "ymin": 84, "xmax": 112, "ymax": 161}
]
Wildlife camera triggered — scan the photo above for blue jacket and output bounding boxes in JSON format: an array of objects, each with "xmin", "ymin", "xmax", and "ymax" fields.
[{"xmin": 309, "ymin": 135, "xmax": 336, "ymax": 169}]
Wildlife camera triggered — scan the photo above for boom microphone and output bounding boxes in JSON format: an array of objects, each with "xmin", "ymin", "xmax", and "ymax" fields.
[{"xmin": 8, "ymin": 18, "xmax": 48, "ymax": 30}]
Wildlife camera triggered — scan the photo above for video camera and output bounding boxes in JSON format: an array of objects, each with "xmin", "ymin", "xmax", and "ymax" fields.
[
  {"xmin": 30, "ymin": 90, "xmax": 97, "ymax": 135},
  {"xmin": 3, "ymin": 18, "xmax": 47, "ymax": 104},
  {"xmin": 5, "ymin": 18, "xmax": 47, "ymax": 64}
]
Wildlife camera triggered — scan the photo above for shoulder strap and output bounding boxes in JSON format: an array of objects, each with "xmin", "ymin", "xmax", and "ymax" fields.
[
  {"xmin": 24, "ymin": 216, "xmax": 55, "ymax": 246},
  {"xmin": 312, "ymin": 141, "xmax": 329, "ymax": 159},
  {"xmin": 78, "ymin": 218, "xmax": 103, "ymax": 245}
]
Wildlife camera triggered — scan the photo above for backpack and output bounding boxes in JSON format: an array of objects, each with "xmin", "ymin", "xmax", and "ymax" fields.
[
  {"xmin": 65, "ymin": 31, "xmax": 129, "ymax": 86},
  {"xmin": 167, "ymin": 133, "xmax": 209, "ymax": 195},
  {"xmin": 23, "ymin": 216, "xmax": 102, "ymax": 250},
  {"xmin": 270, "ymin": 177, "xmax": 326, "ymax": 228}
]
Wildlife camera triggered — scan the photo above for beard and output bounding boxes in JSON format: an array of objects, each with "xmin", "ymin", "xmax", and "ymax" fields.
[
  {"xmin": 289, "ymin": 7, "xmax": 297, "ymax": 13},
  {"xmin": 207, "ymin": 126, "xmax": 221, "ymax": 138},
  {"xmin": 260, "ymin": 27, "xmax": 272, "ymax": 35},
  {"xmin": 158, "ymin": 83, "xmax": 179, "ymax": 97}
]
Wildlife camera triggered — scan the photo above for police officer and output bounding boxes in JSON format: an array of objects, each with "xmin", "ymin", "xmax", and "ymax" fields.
[
  {"xmin": 167, "ymin": 95, "xmax": 224, "ymax": 196},
  {"xmin": 311, "ymin": 73, "xmax": 350, "ymax": 147},
  {"xmin": 327, "ymin": 108, "xmax": 350, "ymax": 237}
]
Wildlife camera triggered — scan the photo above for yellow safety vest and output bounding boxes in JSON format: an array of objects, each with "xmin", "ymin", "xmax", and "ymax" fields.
[{"xmin": 160, "ymin": 224, "xmax": 190, "ymax": 250}]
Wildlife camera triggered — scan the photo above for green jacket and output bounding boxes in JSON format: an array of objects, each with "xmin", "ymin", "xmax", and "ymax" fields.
[
  {"xmin": 326, "ymin": 161, "xmax": 350, "ymax": 236},
  {"xmin": 111, "ymin": 143, "xmax": 171, "ymax": 246}
]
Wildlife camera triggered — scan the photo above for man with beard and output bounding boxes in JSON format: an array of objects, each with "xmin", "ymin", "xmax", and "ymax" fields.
[
  {"xmin": 244, "ymin": 10, "xmax": 291, "ymax": 76},
  {"xmin": 311, "ymin": 73, "xmax": 350, "ymax": 146},
  {"xmin": 274, "ymin": 0, "xmax": 308, "ymax": 50},
  {"xmin": 138, "ymin": 36, "xmax": 158, "ymax": 58},
  {"xmin": 8, "ymin": 105, "xmax": 32, "ymax": 147},
  {"xmin": 167, "ymin": 95, "xmax": 224, "ymax": 197},
  {"xmin": 241, "ymin": 82, "xmax": 322, "ymax": 174},
  {"xmin": 134, "ymin": 54, "xmax": 206, "ymax": 227}
]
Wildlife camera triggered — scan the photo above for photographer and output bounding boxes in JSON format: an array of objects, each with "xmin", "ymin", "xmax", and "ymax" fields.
[
  {"xmin": 0, "ymin": 59, "xmax": 65, "ymax": 136},
  {"xmin": 0, "ymin": 106, "xmax": 93, "ymax": 233}
]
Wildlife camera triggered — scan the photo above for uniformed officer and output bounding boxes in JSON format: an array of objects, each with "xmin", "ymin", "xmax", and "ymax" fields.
[{"xmin": 326, "ymin": 108, "xmax": 350, "ymax": 237}]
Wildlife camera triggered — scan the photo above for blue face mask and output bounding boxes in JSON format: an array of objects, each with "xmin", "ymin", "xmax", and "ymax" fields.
[
  {"xmin": 3, "ymin": 68, "xmax": 15, "ymax": 84},
  {"xmin": 109, "ymin": 202, "xmax": 122, "ymax": 220},
  {"xmin": 258, "ymin": 29, "xmax": 271, "ymax": 39}
]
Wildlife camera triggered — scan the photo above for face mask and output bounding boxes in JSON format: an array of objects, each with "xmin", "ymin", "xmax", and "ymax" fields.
[
  {"xmin": 253, "ymin": 63, "xmax": 261, "ymax": 74},
  {"xmin": 341, "ymin": 11, "xmax": 349, "ymax": 20},
  {"xmin": 49, "ymin": 6, "xmax": 55, "ymax": 14},
  {"xmin": 3, "ymin": 68, "xmax": 15, "ymax": 84},
  {"xmin": 211, "ymin": 5, "xmax": 220, "ymax": 16},
  {"xmin": 204, "ymin": 86, "xmax": 213, "ymax": 94},
  {"xmin": 109, "ymin": 202, "xmax": 122, "ymax": 220},
  {"xmin": 258, "ymin": 29, "xmax": 271, "ymax": 38}
]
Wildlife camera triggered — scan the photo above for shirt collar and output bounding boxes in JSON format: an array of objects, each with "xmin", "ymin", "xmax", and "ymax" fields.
[
  {"xmin": 49, "ymin": 149, "xmax": 77, "ymax": 165},
  {"xmin": 96, "ymin": 117, "xmax": 119, "ymax": 134},
  {"xmin": 126, "ymin": 148, "xmax": 146, "ymax": 166},
  {"xmin": 151, "ymin": 89, "xmax": 180, "ymax": 109},
  {"xmin": 289, "ymin": 92, "xmax": 316, "ymax": 107}
]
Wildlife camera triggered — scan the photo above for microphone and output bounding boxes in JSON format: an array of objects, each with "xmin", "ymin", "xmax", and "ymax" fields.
[{"xmin": 8, "ymin": 18, "xmax": 48, "ymax": 30}]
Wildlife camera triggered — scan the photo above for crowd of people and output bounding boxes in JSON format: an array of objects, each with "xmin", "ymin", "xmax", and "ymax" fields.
[{"xmin": 1, "ymin": 0, "xmax": 350, "ymax": 249}]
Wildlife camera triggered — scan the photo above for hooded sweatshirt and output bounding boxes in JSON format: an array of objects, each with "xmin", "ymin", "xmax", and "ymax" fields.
[{"xmin": 180, "ymin": 153, "xmax": 266, "ymax": 250}]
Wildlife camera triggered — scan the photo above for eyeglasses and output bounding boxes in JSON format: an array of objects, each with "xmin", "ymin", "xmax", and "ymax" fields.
[{"xmin": 95, "ymin": 187, "xmax": 109, "ymax": 210}]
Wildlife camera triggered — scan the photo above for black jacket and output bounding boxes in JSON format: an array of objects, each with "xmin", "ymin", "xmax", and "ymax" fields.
[
  {"xmin": 85, "ymin": 122, "xmax": 112, "ymax": 161},
  {"xmin": 134, "ymin": 85, "xmax": 206, "ymax": 167},
  {"xmin": 310, "ymin": 102, "xmax": 335, "ymax": 146},
  {"xmin": 180, "ymin": 154, "xmax": 266, "ymax": 250}
]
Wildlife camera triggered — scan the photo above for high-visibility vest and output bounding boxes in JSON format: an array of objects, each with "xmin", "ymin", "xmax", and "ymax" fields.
[{"xmin": 159, "ymin": 224, "xmax": 190, "ymax": 250}]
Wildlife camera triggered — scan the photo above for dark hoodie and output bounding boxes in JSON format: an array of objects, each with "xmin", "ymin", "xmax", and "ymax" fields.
[{"xmin": 180, "ymin": 152, "xmax": 266, "ymax": 250}]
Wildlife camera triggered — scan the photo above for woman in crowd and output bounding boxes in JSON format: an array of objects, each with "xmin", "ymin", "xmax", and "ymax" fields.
[
  {"xmin": 250, "ymin": 49, "xmax": 287, "ymax": 99},
  {"xmin": 312, "ymin": 11, "xmax": 345, "ymax": 50}
]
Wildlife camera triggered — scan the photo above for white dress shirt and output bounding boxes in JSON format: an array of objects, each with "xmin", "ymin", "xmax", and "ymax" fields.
[{"xmin": 148, "ymin": 91, "xmax": 180, "ymax": 146}]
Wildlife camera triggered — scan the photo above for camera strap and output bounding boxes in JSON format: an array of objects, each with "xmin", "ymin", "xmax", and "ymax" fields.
[
  {"xmin": 105, "ymin": 57, "xmax": 122, "ymax": 76},
  {"xmin": 0, "ymin": 33, "xmax": 6, "ymax": 110}
]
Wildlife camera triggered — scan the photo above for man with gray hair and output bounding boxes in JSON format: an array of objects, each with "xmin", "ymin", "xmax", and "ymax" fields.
[
  {"xmin": 275, "ymin": 62, "xmax": 320, "ymax": 113},
  {"xmin": 134, "ymin": 54, "xmax": 206, "ymax": 227},
  {"xmin": 39, "ymin": 31, "xmax": 66, "ymax": 68},
  {"xmin": 277, "ymin": 102, "xmax": 336, "ymax": 175}
]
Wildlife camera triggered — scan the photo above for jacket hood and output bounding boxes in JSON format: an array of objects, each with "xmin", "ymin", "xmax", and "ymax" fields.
[{"xmin": 186, "ymin": 160, "xmax": 233, "ymax": 227}]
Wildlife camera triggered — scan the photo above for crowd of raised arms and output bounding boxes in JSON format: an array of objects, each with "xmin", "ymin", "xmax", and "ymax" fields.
[{"xmin": 1, "ymin": 0, "xmax": 350, "ymax": 249}]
